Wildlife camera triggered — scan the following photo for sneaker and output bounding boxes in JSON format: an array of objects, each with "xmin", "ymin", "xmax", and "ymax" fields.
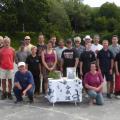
[
  {"xmin": 29, "ymin": 100, "xmax": 34, "ymax": 104},
  {"xmin": 28, "ymin": 96, "xmax": 34, "ymax": 104},
  {"xmin": 14, "ymin": 100, "xmax": 23, "ymax": 104},
  {"xmin": 8, "ymin": 93, "xmax": 13, "ymax": 100},
  {"xmin": 107, "ymin": 93, "xmax": 112, "ymax": 99},
  {"xmin": 115, "ymin": 95, "xmax": 120, "ymax": 99},
  {"xmin": 1, "ymin": 93, "xmax": 7, "ymax": 100}
]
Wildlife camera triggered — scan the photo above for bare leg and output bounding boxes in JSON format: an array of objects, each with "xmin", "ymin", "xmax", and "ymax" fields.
[
  {"xmin": 2, "ymin": 79, "xmax": 6, "ymax": 94},
  {"xmin": 8, "ymin": 79, "xmax": 12, "ymax": 93}
]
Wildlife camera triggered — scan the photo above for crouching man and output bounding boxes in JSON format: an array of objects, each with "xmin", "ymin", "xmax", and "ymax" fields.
[{"xmin": 13, "ymin": 62, "xmax": 35, "ymax": 103}]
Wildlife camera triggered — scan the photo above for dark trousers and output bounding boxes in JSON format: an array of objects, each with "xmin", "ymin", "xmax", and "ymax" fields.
[
  {"xmin": 13, "ymin": 87, "xmax": 34, "ymax": 101},
  {"xmin": 33, "ymin": 74, "xmax": 40, "ymax": 94}
]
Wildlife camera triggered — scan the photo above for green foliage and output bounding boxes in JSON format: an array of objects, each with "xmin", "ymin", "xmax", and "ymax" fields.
[
  {"xmin": 0, "ymin": 0, "xmax": 120, "ymax": 43},
  {"xmin": 48, "ymin": 71, "xmax": 61, "ymax": 79}
]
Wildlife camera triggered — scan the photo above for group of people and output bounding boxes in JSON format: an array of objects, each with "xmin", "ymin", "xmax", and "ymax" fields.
[{"xmin": 0, "ymin": 34, "xmax": 120, "ymax": 105}]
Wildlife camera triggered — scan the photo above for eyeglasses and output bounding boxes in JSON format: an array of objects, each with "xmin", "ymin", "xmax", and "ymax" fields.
[{"xmin": 25, "ymin": 39, "xmax": 30, "ymax": 40}]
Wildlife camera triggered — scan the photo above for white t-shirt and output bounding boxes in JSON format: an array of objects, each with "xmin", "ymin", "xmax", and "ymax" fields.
[
  {"xmin": 91, "ymin": 44, "xmax": 103, "ymax": 55},
  {"xmin": 55, "ymin": 46, "xmax": 67, "ymax": 60}
]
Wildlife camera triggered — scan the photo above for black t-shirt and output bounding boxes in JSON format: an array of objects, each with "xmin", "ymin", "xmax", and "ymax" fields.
[
  {"xmin": 115, "ymin": 52, "xmax": 120, "ymax": 72},
  {"xmin": 80, "ymin": 50, "xmax": 96, "ymax": 73},
  {"xmin": 61, "ymin": 48, "xmax": 78, "ymax": 67},
  {"xmin": 26, "ymin": 55, "xmax": 40, "ymax": 75},
  {"xmin": 97, "ymin": 49, "xmax": 113, "ymax": 72}
]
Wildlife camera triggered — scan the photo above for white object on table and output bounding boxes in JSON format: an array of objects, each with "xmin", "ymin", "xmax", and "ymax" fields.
[{"xmin": 47, "ymin": 78, "xmax": 83, "ymax": 106}]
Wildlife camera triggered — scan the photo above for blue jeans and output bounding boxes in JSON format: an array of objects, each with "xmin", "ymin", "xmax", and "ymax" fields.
[
  {"xmin": 88, "ymin": 90, "xmax": 104, "ymax": 105},
  {"xmin": 13, "ymin": 87, "xmax": 34, "ymax": 101}
]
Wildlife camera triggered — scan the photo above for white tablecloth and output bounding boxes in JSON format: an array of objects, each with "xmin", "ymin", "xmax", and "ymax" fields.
[{"xmin": 47, "ymin": 78, "xmax": 83, "ymax": 103}]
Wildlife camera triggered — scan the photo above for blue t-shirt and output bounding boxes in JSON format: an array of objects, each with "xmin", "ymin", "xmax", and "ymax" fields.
[{"xmin": 14, "ymin": 71, "xmax": 35, "ymax": 89}]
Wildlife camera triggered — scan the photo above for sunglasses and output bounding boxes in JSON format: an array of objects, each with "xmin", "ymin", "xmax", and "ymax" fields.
[{"xmin": 25, "ymin": 39, "xmax": 30, "ymax": 40}]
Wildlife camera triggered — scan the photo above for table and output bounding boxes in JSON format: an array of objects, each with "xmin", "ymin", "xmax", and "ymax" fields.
[{"xmin": 47, "ymin": 78, "xmax": 83, "ymax": 106}]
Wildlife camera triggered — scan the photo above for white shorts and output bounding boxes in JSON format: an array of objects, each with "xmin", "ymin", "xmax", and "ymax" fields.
[{"xmin": 0, "ymin": 68, "xmax": 13, "ymax": 80}]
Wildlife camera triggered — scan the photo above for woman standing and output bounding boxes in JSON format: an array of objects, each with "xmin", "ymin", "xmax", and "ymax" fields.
[
  {"xmin": 26, "ymin": 46, "xmax": 41, "ymax": 95},
  {"xmin": 41, "ymin": 41, "xmax": 57, "ymax": 95},
  {"xmin": 84, "ymin": 63, "xmax": 104, "ymax": 105}
]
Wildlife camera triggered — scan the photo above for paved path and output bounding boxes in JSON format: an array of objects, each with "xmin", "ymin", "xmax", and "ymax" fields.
[
  {"xmin": 0, "ymin": 64, "xmax": 117, "ymax": 120},
  {"xmin": 0, "ymin": 95, "xmax": 120, "ymax": 120}
]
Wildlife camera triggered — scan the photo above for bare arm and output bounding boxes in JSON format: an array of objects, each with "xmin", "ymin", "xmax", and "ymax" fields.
[
  {"xmin": 110, "ymin": 59, "xmax": 114, "ymax": 74},
  {"xmin": 80, "ymin": 61, "xmax": 83, "ymax": 75},
  {"xmin": 97, "ymin": 58, "xmax": 101, "ymax": 72},
  {"xmin": 85, "ymin": 84, "xmax": 97, "ymax": 91},
  {"xmin": 52, "ymin": 51, "xmax": 57, "ymax": 69},
  {"xmin": 14, "ymin": 82, "xmax": 22, "ymax": 90},
  {"xmin": 115, "ymin": 61, "xmax": 119, "ymax": 75},
  {"xmin": 23, "ymin": 84, "xmax": 32, "ymax": 95},
  {"xmin": 74, "ymin": 58, "xmax": 79, "ymax": 68},
  {"xmin": 41, "ymin": 51, "xmax": 49, "ymax": 70}
]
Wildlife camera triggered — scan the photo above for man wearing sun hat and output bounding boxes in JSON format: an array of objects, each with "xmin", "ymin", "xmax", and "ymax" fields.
[
  {"xmin": 83, "ymin": 35, "xmax": 92, "ymax": 45},
  {"xmin": 13, "ymin": 62, "xmax": 35, "ymax": 103}
]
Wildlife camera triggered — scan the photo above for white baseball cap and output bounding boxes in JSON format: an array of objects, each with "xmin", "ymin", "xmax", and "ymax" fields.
[{"xmin": 18, "ymin": 62, "xmax": 26, "ymax": 67}]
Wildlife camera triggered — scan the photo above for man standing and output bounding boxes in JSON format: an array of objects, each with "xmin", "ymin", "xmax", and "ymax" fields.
[
  {"xmin": 13, "ymin": 62, "xmax": 34, "ymax": 103},
  {"xmin": 74, "ymin": 36, "xmax": 85, "ymax": 78},
  {"xmin": 24, "ymin": 36, "xmax": 34, "ymax": 53},
  {"xmin": 50, "ymin": 35, "xmax": 57, "ymax": 48},
  {"xmin": 109, "ymin": 35, "xmax": 120, "ymax": 96},
  {"xmin": 91, "ymin": 35, "xmax": 103, "ymax": 56},
  {"xmin": 97, "ymin": 40, "xmax": 114, "ymax": 98},
  {"xmin": 36, "ymin": 34, "xmax": 47, "ymax": 94},
  {"xmin": 0, "ymin": 36, "xmax": 4, "ymax": 88},
  {"xmin": 83, "ymin": 35, "xmax": 92, "ymax": 45},
  {"xmin": 55, "ymin": 39, "xmax": 66, "ymax": 70},
  {"xmin": 109, "ymin": 35, "xmax": 120, "ymax": 58},
  {"xmin": 80, "ymin": 43, "xmax": 96, "ymax": 79},
  {"xmin": 0, "ymin": 37, "xmax": 15, "ymax": 100},
  {"xmin": 61, "ymin": 39, "xmax": 79, "ymax": 77}
]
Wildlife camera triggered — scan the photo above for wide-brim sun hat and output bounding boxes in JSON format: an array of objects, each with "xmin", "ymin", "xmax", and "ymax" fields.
[{"xmin": 83, "ymin": 35, "xmax": 92, "ymax": 41}]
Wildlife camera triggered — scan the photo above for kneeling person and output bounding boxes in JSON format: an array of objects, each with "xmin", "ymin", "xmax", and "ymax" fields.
[{"xmin": 13, "ymin": 62, "xmax": 34, "ymax": 103}]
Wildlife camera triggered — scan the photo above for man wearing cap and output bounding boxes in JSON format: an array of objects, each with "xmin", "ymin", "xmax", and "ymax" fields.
[
  {"xmin": 13, "ymin": 62, "xmax": 35, "ymax": 103},
  {"xmin": 74, "ymin": 36, "xmax": 85, "ymax": 78},
  {"xmin": 61, "ymin": 39, "xmax": 79, "ymax": 77},
  {"xmin": 24, "ymin": 36, "xmax": 34, "ymax": 53}
]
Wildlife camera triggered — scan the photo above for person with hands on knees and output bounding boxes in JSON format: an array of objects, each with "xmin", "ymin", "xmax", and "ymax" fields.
[
  {"xmin": 13, "ymin": 62, "xmax": 35, "ymax": 104},
  {"xmin": 84, "ymin": 63, "xmax": 104, "ymax": 105}
]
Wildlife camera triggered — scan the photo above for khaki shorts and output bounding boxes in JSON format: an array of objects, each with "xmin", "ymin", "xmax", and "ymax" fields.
[{"xmin": 0, "ymin": 68, "xmax": 13, "ymax": 80}]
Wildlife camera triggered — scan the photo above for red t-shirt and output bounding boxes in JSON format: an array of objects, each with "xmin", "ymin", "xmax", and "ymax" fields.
[{"xmin": 0, "ymin": 47, "xmax": 15, "ymax": 70}]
